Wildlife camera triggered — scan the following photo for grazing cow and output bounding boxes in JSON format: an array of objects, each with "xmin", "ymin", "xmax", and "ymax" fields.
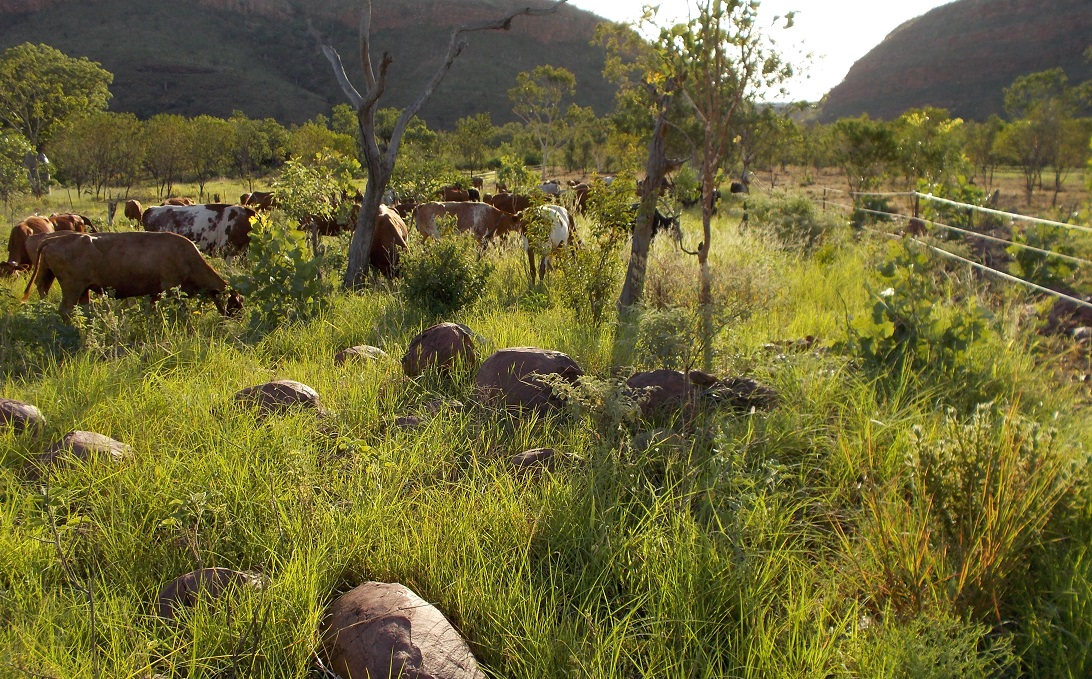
[
  {"xmin": 371, "ymin": 205, "xmax": 410, "ymax": 278},
  {"xmin": 522, "ymin": 204, "xmax": 571, "ymax": 284},
  {"xmin": 441, "ymin": 185, "xmax": 471, "ymax": 202},
  {"xmin": 241, "ymin": 191, "xmax": 277, "ymax": 211},
  {"xmin": 163, "ymin": 197, "xmax": 195, "ymax": 206},
  {"xmin": 472, "ymin": 176, "xmax": 484, "ymax": 191},
  {"xmin": 538, "ymin": 180, "xmax": 561, "ymax": 196},
  {"xmin": 49, "ymin": 213, "xmax": 96, "ymax": 233},
  {"xmin": 21, "ymin": 231, "xmax": 242, "ymax": 319},
  {"xmin": 392, "ymin": 199, "xmax": 417, "ymax": 221},
  {"xmin": 568, "ymin": 182, "xmax": 590, "ymax": 214},
  {"xmin": 467, "ymin": 187, "xmax": 481, "ymax": 202},
  {"xmin": 488, "ymin": 192, "xmax": 531, "ymax": 216},
  {"xmin": 629, "ymin": 204, "xmax": 682, "ymax": 241},
  {"xmin": 3, "ymin": 216, "xmax": 54, "ymax": 275},
  {"xmin": 124, "ymin": 199, "xmax": 143, "ymax": 222},
  {"xmin": 414, "ymin": 201, "xmax": 520, "ymax": 242},
  {"xmin": 729, "ymin": 180, "xmax": 748, "ymax": 194},
  {"xmin": 496, "ymin": 182, "xmax": 509, "ymax": 193},
  {"xmin": 141, "ymin": 204, "xmax": 258, "ymax": 256}
]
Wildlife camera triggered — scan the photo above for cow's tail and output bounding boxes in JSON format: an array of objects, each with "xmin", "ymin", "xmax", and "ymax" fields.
[{"xmin": 20, "ymin": 243, "xmax": 48, "ymax": 304}]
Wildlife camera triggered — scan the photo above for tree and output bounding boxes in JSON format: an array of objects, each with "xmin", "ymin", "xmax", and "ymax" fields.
[
  {"xmin": 143, "ymin": 114, "xmax": 188, "ymax": 198},
  {"xmin": 454, "ymin": 112, "xmax": 493, "ymax": 179},
  {"xmin": 962, "ymin": 115, "xmax": 1003, "ymax": 188},
  {"xmin": 831, "ymin": 115, "xmax": 897, "ymax": 195},
  {"xmin": 231, "ymin": 111, "xmax": 272, "ymax": 191},
  {"xmin": 0, "ymin": 131, "xmax": 31, "ymax": 216},
  {"xmin": 0, "ymin": 43, "xmax": 113, "ymax": 194},
  {"xmin": 891, "ymin": 107, "xmax": 965, "ymax": 188},
  {"xmin": 1046, "ymin": 117, "xmax": 1092, "ymax": 206},
  {"xmin": 50, "ymin": 111, "xmax": 144, "ymax": 199},
  {"xmin": 508, "ymin": 65, "xmax": 576, "ymax": 179},
  {"xmin": 186, "ymin": 115, "xmax": 234, "ymax": 201},
  {"xmin": 318, "ymin": 0, "xmax": 568, "ymax": 288}
]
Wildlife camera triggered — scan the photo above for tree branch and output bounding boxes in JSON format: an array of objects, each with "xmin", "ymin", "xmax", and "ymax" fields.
[
  {"xmin": 319, "ymin": 44, "xmax": 363, "ymax": 110},
  {"xmin": 359, "ymin": 0, "xmax": 376, "ymax": 90}
]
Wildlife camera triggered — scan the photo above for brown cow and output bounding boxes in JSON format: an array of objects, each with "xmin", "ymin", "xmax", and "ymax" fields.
[
  {"xmin": 371, "ymin": 205, "xmax": 409, "ymax": 278},
  {"xmin": 241, "ymin": 191, "xmax": 277, "ymax": 211},
  {"xmin": 3, "ymin": 216, "xmax": 54, "ymax": 275},
  {"xmin": 441, "ymin": 185, "xmax": 471, "ymax": 202},
  {"xmin": 22, "ymin": 231, "xmax": 242, "ymax": 319},
  {"xmin": 488, "ymin": 192, "xmax": 531, "ymax": 216},
  {"xmin": 472, "ymin": 176, "xmax": 484, "ymax": 191},
  {"xmin": 49, "ymin": 213, "xmax": 96, "ymax": 233},
  {"xmin": 414, "ymin": 202, "xmax": 520, "ymax": 242},
  {"xmin": 141, "ymin": 204, "xmax": 257, "ymax": 256},
  {"xmin": 124, "ymin": 200, "xmax": 143, "ymax": 222},
  {"xmin": 163, "ymin": 197, "xmax": 195, "ymax": 206}
]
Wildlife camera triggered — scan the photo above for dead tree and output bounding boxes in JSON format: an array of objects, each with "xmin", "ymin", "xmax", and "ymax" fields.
[{"xmin": 319, "ymin": 0, "xmax": 569, "ymax": 289}]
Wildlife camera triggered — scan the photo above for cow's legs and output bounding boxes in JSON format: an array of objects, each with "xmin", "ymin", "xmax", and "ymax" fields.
[{"xmin": 526, "ymin": 249, "xmax": 537, "ymax": 285}]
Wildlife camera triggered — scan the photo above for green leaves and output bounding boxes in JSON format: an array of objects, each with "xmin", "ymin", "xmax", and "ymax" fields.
[{"xmin": 229, "ymin": 224, "xmax": 331, "ymax": 331}]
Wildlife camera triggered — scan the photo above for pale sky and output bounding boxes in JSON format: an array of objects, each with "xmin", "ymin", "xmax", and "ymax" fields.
[{"xmin": 566, "ymin": 0, "xmax": 956, "ymax": 102}]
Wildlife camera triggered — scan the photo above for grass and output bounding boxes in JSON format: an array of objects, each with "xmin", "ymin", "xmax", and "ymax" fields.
[{"xmin": 1, "ymin": 182, "xmax": 1090, "ymax": 678}]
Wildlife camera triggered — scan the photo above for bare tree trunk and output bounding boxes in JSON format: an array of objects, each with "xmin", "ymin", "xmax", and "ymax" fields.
[
  {"xmin": 618, "ymin": 95, "xmax": 673, "ymax": 309},
  {"xmin": 699, "ymin": 141, "xmax": 715, "ymax": 372}
]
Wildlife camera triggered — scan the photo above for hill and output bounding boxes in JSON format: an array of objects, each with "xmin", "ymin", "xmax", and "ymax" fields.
[
  {"xmin": 820, "ymin": 0, "xmax": 1092, "ymax": 122},
  {"xmin": 0, "ymin": 0, "xmax": 616, "ymax": 127}
]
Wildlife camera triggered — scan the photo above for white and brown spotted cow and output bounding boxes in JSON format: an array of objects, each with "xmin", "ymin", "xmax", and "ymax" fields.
[
  {"xmin": 413, "ymin": 201, "xmax": 520, "ymax": 242},
  {"xmin": 141, "ymin": 203, "xmax": 257, "ymax": 256}
]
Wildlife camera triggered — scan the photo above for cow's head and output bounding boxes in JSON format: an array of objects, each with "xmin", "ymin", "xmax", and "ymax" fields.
[
  {"xmin": 1, "ymin": 261, "xmax": 21, "ymax": 277},
  {"xmin": 222, "ymin": 291, "xmax": 244, "ymax": 317}
]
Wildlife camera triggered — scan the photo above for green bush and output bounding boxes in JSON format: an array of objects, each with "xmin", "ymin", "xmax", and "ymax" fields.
[
  {"xmin": 1008, "ymin": 223, "xmax": 1078, "ymax": 292},
  {"xmin": 634, "ymin": 306, "xmax": 698, "ymax": 370},
  {"xmin": 229, "ymin": 223, "xmax": 331, "ymax": 330},
  {"xmin": 748, "ymin": 193, "xmax": 844, "ymax": 253},
  {"xmin": 0, "ymin": 300, "xmax": 80, "ymax": 377},
  {"xmin": 400, "ymin": 216, "xmax": 493, "ymax": 318},
  {"xmin": 839, "ymin": 240, "xmax": 990, "ymax": 375}
]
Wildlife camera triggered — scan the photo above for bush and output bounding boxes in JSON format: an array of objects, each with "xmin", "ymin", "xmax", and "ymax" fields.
[
  {"xmin": 400, "ymin": 216, "xmax": 493, "ymax": 318},
  {"xmin": 0, "ymin": 300, "xmax": 80, "ymax": 377},
  {"xmin": 634, "ymin": 306, "xmax": 698, "ymax": 371},
  {"xmin": 229, "ymin": 223, "xmax": 331, "ymax": 330},
  {"xmin": 748, "ymin": 194, "xmax": 844, "ymax": 253},
  {"xmin": 1008, "ymin": 223, "xmax": 1078, "ymax": 292},
  {"xmin": 839, "ymin": 240, "xmax": 990, "ymax": 375}
]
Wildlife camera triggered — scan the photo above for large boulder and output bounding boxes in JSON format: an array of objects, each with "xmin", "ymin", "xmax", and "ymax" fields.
[
  {"xmin": 627, "ymin": 369, "xmax": 699, "ymax": 418},
  {"xmin": 322, "ymin": 581, "xmax": 485, "ymax": 679},
  {"xmin": 0, "ymin": 397, "xmax": 46, "ymax": 435},
  {"xmin": 335, "ymin": 345, "xmax": 389, "ymax": 366},
  {"xmin": 157, "ymin": 568, "xmax": 263, "ymax": 620},
  {"xmin": 402, "ymin": 323, "xmax": 477, "ymax": 377},
  {"xmin": 475, "ymin": 347, "xmax": 583, "ymax": 413},
  {"xmin": 234, "ymin": 380, "xmax": 325, "ymax": 417},
  {"xmin": 30, "ymin": 431, "xmax": 133, "ymax": 479},
  {"xmin": 708, "ymin": 376, "xmax": 780, "ymax": 412}
]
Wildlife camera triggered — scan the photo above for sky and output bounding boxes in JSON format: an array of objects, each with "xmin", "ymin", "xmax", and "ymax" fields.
[{"xmin": 565, "ymin": 0, "xmax": 956, "ymax": 102}]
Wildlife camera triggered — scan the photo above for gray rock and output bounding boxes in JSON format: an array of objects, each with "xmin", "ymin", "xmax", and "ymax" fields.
[
  {"xmin": 395, "ymin": 415, "xmax": 424, "ymax": 430},
  {"xmin": 627, "ymin": 369, "xmax": 698, "ymax": 418},
  {"xmin": 0, "ymin": 397, "xmax": 46, "ymax": 435},
  {"xmin": 234, "ymin": 380, "xmax": 325, "ymax": 417},
  {"xmin": 335, "ymin": 345, "xmax": 388, "ymax": 366},
  {"xmin": 475, "ymin": 347, "xmax": 583, "ymax": 413},
  {"xmin": 322, "ymin": 581, "xmax": 485, "ymax": 679},
  {"xmin": 37, "ymin": 431, "xmax": 133, "ymax": 470},
  {"xmin": 511, "ymin": 447, "xmax": 557, "ymax": 472},
  {"xmin": 708, "ymin": 377, "xmax": 780, "ymax": 411},
  {"xmin": 157, "ymin": 568, "xmax": 263, "ymax": 620},
  {"xmin": 403, "ymin": 323, "xmax": 477, "ymax": 377}
]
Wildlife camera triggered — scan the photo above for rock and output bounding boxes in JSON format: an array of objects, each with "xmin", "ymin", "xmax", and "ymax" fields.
[
  {"xmin": 0, "ymin": 397, "xmax": 46, "ymax": 435},
  {"xmin": 708, "ymin": 377, "xmax": 780, "ymax": 411},
  {"xmin": 35, "ymin": 431, "xmax": 132, "ymax": 473},
  {"xmin": 511, "ymin": 447, "xmax": 556, "ymax": 473},
  {"xmin": 402, "ymin": 323, "xmax": 477, "ymax": 377},
  {"xmin": 424, "ymin": 399, "xmax": 464, "ymax": 415},
  {"xmin": 475, "ymin": 347, "xmax": 583, "ymax": 413},
  {"xmin": 234, "ymin": 380, "xmax": 324, "ymax": 417},
  {"xmin": 322, "ymin": 582, "xmax": 485, "ymax": 679},
  {"xmin": 627, "ymin": 369, "xmax": 698, "ymax": 417},
  {"xmin": 157, "ymin": 568, "xmax": 263, "ymax": 620},
  {"xmin": 685, "ymin": 369, "xmax": 719, "ymax": 388},
  {"xmin": 395, "ymin": 415, "xmax": 424, "ymax": 430},
  {"xmin": 1045, "ymin": 296, "xmax": 1092, "ymax": 335},
  {"xmin": 335, "ymin": 345, "xmax": 388, "ymax": 366}
]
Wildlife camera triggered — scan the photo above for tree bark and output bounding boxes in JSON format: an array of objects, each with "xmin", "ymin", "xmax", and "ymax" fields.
[
  {"xmin": 617, "ymin": 91, "xmax": 674, "ymax": 310},
  {"xmin": 699, "ymin": 137, "xmax": 716, "ymax": 372}
]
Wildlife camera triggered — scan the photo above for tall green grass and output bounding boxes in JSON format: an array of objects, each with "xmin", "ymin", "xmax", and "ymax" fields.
[{"xmin": 1, "ymin": 187, "xmax": 1088, "ymax": 677}]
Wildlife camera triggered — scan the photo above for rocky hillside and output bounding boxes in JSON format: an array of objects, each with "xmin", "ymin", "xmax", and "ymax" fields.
[
  {"xmin": 820, "ymin": 0, "xmax": 1092, "ymax": 122},
  {"xmin": 0, "ymin": 0, "xmax": 615, "ymax": 127}
]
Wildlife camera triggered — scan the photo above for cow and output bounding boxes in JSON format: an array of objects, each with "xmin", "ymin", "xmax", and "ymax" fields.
[
  {"xmin": 488, "ymin": 192, "xmax": 531, "ymax": 216},
  {"xmin": 392, "ymin": 199, "xmax": 417, "ymax": 221},
  {"xmin": 371, "ymin": 205, "xmax": 410, "ymax": 278},
  {"xmin": 729, "ymin": 181, "xmax": 749, "ymax": 194},
  {"xmin": 163, "ymin": 197, "xmax": 195, "ymax": 206},
  {"xmin": 241, "ymin": 191, "xmax": 277, "ymax": 211},
  {"xmin": 522, "ymin": 204, "xmax": 571, "ymax": 284},
  {"xmin": 3, "ymin": 216, "xmax": 54, "ymax": 276},
  {"xmin": 21, "ymin": 231, "xmax": 242, "ymax": 319},
  {"xmin": 538, "ymin": 180, "xmax": 561, "ymax": 197},
  {"xmin": 124, "ymin": 199, "xmax": 144, "ymax": 222},
  {"xmin": 629, "ymin": 204, "xmax": 682, "ymax": 242},
  {"xmin": 413, "ymin": 201, "xmax": 520, "ymax": 242},
  {"xmin": 467, "ymin": 187, "xmax": 481, "ymax": 202},
  {"xmin": 441, "ymin": 185, "xmax": 471, "ymax": 202},
  {"xmin": 141, "ymin": 204, "xmax": 258, "ymax": 256},
  {"xmin": 472, "ymin": 176, "xmax": 484, "ymax": 191},
  {"xmin": 49, "ymin": 213, "xmax": 96, "ymax": 233},
  {"xmin": 568, "ymin": 182, "xmax": 590, "ymax": 214}
]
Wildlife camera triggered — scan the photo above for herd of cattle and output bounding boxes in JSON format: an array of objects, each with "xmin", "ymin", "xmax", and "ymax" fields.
[{"xmin": 4, "ymin": 178, "xmax": 686, "ymax": 319}]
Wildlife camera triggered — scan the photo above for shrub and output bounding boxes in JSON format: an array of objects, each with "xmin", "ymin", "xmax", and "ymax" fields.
[
  {"xmin": 748, "ymin": 193, "xmax": 844, "ymax": 252},
  {"xmin": 1008, "ymin": 223, "xmax": 1077, "ymax": 292},
  {"xmin": 0, "ymin": 300, "xmax": 80, "ymax": 377},
  {"xmin": 634, "ymin": 306, "xmax": 699, "ymax": 371},
  {"xmin": 400, "ymin": 216, "xmax": 493, "ymax": 318},
  {"xmin": 839, "ymin": 240, "xmax": 990, "ymax": 375},
  {"xmin": 229, "ymin": 223, "xmax": 331, "ymax": 330},
  {"xmin": 540, "ymin": 371, "xmax": 648, "ymax": 440}
]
